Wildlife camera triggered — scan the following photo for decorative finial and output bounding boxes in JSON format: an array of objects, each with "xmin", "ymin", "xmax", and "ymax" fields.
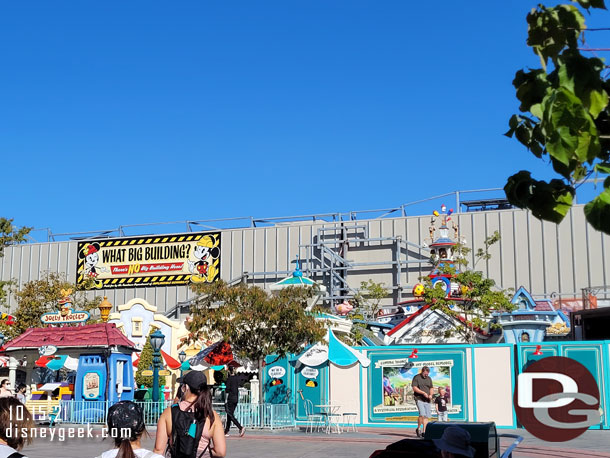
[{"xmin": 293, "ymin": 255, "xmax": 303, "ymax": 277}]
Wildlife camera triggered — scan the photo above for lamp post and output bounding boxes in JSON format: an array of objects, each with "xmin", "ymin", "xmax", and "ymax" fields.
[
  {"xmin": 178, "ymin": 350, "xmax": 186, "ymax": 377},
  {"xmin": 98, "ymin": 297, "xmax": 113, "ymax": 323},
  {"xmin": 150, "ymin": 330, "xmax": 165, "ymax": 402}
]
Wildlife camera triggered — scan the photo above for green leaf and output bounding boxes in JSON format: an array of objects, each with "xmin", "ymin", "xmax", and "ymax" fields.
[
  {"xmin": 594, "ymin": 162, "xmax": 610, "ymax": 174},
  {"xmin": 541, "ymin": 87, "xmax": 600, "ymax": 166},
  {"xmin": 530, "ymin": 180, "xmax": 575, "ymax": 223},
  {"xmin": 588, "ymin": 88, "xmax": 609, "ymax": 118},
  {"xmin": 556, "ymin": 52, "xmax": 609, "ymax": 118},
  {"xmin": 505, "ymin": 173, "xmax": 575, "ymax": 223},
  {"xmin": 530, "ymin": 103, "xmax": 543, "ymax": 119},
  {"xmin": 504, "ymin": 171, "xmax": 535, "ymax": 208},
  {"xmin": 527, "ymin": 5, "xmax": 584, "ymax": 65},
  {"xmin": 584, "ymin": 188, "xmax": 610, "ymax": 233},
  {"xmin": 575, "ymin": 0, "xmax": 607, "ymax": 9},
  {"xmin": 573, "ymin": 165, "xmax": 589, "ymax": 181},
  {"xmin": 514, "ymin": 69, "xmax": 551, "ymax": 113},
  {"xmin": 505, "ymin": 115, "xmax": 546, "ymax": 158}
]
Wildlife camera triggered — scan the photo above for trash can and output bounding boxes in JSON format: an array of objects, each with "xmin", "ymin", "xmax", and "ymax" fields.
[{"xmin": 424, "ymin": 421, "xmax": 499, "ymax": 458}]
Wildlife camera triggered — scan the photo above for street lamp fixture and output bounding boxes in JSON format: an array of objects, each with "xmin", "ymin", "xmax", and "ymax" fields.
[
  {"xmin": 178, "ymin": 350, "xmax": 187, "ymax": 377},
  {"xmin": 150, "ymin": 330, "xmax": 165, "ymax": 402},
  {"xmin": 98, "ymin": 297, "xmax": 113, "ymax": 323}
]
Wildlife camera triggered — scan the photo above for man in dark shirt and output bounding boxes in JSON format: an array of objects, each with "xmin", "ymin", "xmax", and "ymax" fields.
[
  {"xmin": 411, "ymin": 366, "xmax": 434, "ymax": 437},
  {"xmin": 224, "ymin": 367, "xmax": 246, "ymax": 437}
]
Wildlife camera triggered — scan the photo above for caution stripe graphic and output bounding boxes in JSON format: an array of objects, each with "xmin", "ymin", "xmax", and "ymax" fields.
[{"xmin": 75, "ymin": 232, "xmax": 219, "ymax": 290}]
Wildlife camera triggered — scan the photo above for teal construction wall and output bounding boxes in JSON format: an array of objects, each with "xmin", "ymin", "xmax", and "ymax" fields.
[{"xmin": 267, "ymin": 341, "xmax": 610, "ymax": 430}]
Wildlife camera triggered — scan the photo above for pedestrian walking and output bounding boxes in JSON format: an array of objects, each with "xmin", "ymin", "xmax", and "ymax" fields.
[
  {"xmin": 224, "ymin": 367, "xmax": 245, "ymax": 438},
  {"xmin": 154, "ymin": 371, "xmax": 226, "ymax": 458},
  {"xmin": 411, "ymin": 366, "xmax": 434, "ymax": 437}
]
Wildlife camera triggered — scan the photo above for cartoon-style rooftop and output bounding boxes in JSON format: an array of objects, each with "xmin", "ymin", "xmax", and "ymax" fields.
[{"xmin": 2, "ymin": 322, "xmax": 137, "ymax": 351}]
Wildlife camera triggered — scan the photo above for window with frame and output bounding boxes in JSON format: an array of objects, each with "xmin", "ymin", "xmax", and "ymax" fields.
[{"xmin": 132, "ymin": 319, "xmax": 143, "ymax": 337}]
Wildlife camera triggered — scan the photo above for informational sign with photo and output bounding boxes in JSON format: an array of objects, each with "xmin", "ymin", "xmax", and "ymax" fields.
[
  {"xmin": 373, "ymin": 360, "xmax": 462, "ymax": 415},
  {"xmin": 76, "ymin": 232, "xmax": 221, "ymax": 289}
]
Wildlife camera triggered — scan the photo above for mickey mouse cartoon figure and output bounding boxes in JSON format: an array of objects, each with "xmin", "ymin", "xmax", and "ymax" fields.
[
  {"xmin": 188, "ymin": 235, "xmax": 220, "ymax": 283},
  {"xmin": 78, "ymin": 243, "xmax": 108, "ymax": 278}
]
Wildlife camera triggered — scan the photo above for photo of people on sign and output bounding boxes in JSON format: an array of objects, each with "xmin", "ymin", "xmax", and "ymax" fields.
[
  {"xmin": 76, "ymin": 232, "xmax": 221, "ymax": 289},
  {"xmin": 373, "ymin": 360, "xmax": 461, "ymax": 415}
]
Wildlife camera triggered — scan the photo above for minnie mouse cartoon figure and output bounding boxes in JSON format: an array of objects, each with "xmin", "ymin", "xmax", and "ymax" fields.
[
  {"xmin": 188, "ymin": 235, "xmax": 220, "ymax": 283},
  {"xmin": 78, "ymin": 243, "xmax": 108, "ymax": 278}
]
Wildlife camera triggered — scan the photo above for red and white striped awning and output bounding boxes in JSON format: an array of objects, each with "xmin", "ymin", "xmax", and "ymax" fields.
[{"xmin": 132, "ymin": 350, "xmax": 181, "ymax": 370}]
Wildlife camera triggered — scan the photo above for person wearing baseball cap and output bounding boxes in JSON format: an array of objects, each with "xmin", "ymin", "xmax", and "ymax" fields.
[
  {"xmin": 177, "ymin": 371, "xmax": 207, "ymax": 391},
  {"xmin": 154, "ymin": 371, "xmax": 226, "ymax": 458},
  {"xmin": 433, "ymin": 426, "xmax": 476, "ymax": 458},
  {"xmin": 96, "ymin": 401, "xmax": 164, "ymax": 458}
]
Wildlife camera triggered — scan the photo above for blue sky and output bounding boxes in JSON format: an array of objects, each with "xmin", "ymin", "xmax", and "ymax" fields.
[{"xmin": 1, "ymin": 2, "xmax": 608, "ymax": 240}]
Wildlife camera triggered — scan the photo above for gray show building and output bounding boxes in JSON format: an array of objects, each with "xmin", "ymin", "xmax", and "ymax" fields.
[{"xmin": 1, "ymin": 204, "xmax": 609, "ymax": 315}]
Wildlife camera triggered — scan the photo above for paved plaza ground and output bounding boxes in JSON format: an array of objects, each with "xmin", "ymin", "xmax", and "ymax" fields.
[{"xmin": 18, "ymin": 425, "xmax": 610, "ymax": 457}]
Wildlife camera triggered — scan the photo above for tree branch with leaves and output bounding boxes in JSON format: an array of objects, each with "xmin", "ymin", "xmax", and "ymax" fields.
[
  {"xmin": 0, "ymin": 218, "xmax": 31, "ymax": 310},
  {"xmin": 505, "ymin": 0, "xmax": 610, "ymax": 233},
  {"xmin": 188, "ymin": 281, "xmax": 327, "ymax": 410},
  {"xmin": 422, "ymin": 233, "xmax": 514, "ymax": 343},
  {"xmin": 0, "ymin": 272, "xmax": 102, "ymax": 339},
  {"xmin": 353, "ymin": 280, "xmax": 387, "ymax": 321}
]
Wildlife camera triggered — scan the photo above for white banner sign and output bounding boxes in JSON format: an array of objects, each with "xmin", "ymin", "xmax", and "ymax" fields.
[
  {"xmin": 375, "ymin": 359, "xmax": 454, "ymax": 369},
  {"xmin": 373, "ymin": 404, "xmax": 462, "ymax": 414}
]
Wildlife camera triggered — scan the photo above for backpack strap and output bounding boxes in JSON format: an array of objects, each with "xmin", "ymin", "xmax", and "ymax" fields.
[
  {"xmin": 195, "ymin": 441, "xmax": 211, "ymax": 458},
  {"xmin": 7, "ymin": 453, "xmax": 25, "ymax": 458},
  {"xmin": 168, "ymin": 404, "xmax": 182, "ymax": 449},
  {"xmin": 192, "ymin": 414, "xmax": 205, "ymax": 454}
]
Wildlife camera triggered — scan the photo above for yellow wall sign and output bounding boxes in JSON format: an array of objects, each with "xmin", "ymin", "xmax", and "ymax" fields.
[{"xmin": 76, "ymin": 232, "xmax": 221, "ymax": 289}]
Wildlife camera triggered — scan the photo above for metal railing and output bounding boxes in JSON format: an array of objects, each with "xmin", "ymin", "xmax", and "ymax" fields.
[
  {"xmin": 59, "ymin": 400, "xmax": 172, "ymax": 425},
  {"xmin": 233, "ymin": 403, "xmax": 296, "ymax": 429},
  {"xmin": 27, "ymin": 187, "xmax": 512, "ymax": 242},
  {"xmin": 57, "ymin": 400, "xmax": 295, "ymax": 430}
]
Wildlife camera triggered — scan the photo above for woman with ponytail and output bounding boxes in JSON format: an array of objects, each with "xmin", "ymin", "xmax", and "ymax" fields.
[
  {"xmin": 96, "ymin": 401, "xmax": 164, "ymax": 458},
  {"xmin": 154, "ymin": 372, "xmax": 226, "ymax": 458}
]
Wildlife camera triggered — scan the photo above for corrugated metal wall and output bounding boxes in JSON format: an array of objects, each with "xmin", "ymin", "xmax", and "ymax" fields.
[{"xmin": 1, "ymin": 205, "xmax": 608, "ymax": 313}]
